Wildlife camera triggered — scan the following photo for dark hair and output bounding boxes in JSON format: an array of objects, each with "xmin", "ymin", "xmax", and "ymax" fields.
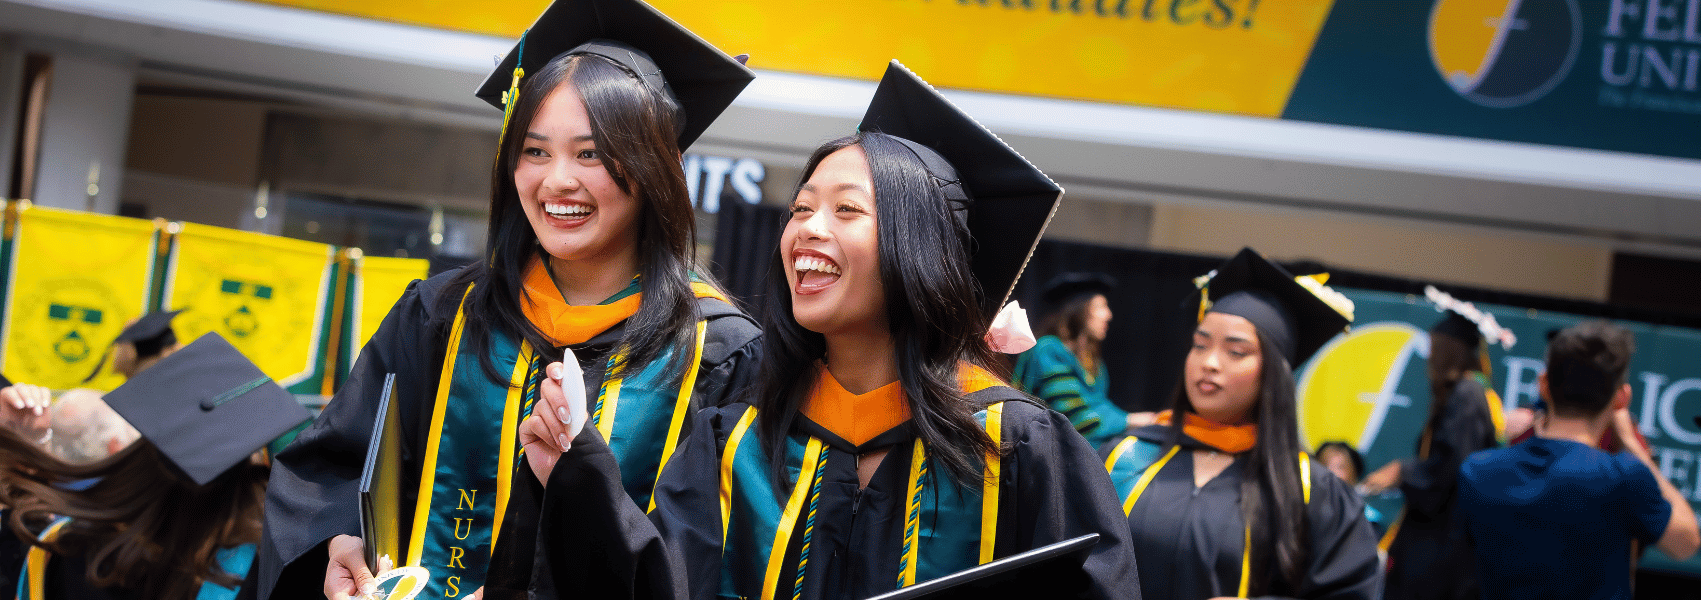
[
  {"xmin": 0, "ymin": 432, "xmax": 267, "ymax": 598},
  {"xmin": 451, "ymin": 51, "xmax": 701, "ymax": 379},
  {"xmin": 1545, "ymin": 320, "xmax": 1635, "ymax": 418},
  {"xmin": 754, "ymin": 132, "xmax": 1010, "ymax": 487},
  {"xmin": 1167, "ymin": 325, "xmax": 1308, "ymax": 595},
  {"xmin": 1422, "ymin": 328, "xmax": 1484, "ymax": 450},
  {"xmin": 1038, "ymin": 292, "xmax": 1105, "ymax": 368},
  {"xmin": 1314, "ymin": 441, "xmax": 1364, "ymax": 483}
]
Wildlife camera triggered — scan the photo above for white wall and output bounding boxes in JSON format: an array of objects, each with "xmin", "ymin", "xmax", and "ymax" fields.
[{"xmin": 29, "ymin": 44, "xmax": 134, "ymax": 212}]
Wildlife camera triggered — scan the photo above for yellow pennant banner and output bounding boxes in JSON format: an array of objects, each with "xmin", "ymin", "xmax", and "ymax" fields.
[
  {"xmin": 351, "ymin": 254, "xmax": 430, "ymax": 369},
  {"xmin": 0, "ymin": 204, "xmax": 158, "ymax": 391},
  {"xmin": 165, "ymin": 223, "xmax": 334, "ymax": 388},
  {"xmin": 246, "ymin": 0, "xmax": 1336, "ymax": 117}
]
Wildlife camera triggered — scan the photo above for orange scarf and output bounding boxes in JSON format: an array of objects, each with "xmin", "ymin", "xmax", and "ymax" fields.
[
  {"xmin": 519, "ymin": 257, "xmax": 728, "ymax": 346},
  {"xmin": 802, "ymin": 362, "xmax": 1006, "ymax": 446},
  {"xmin": 1155, "ymin": 410, "xmax": 1258, "ymax": 454}
]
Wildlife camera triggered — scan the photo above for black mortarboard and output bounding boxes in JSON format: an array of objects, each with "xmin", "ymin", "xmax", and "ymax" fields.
[
  {"xmin": 102, "ymin": 333, "xmax": 310, "ymax": 485},
  {"xmin": 858, "ymin": 61, "xmax": 1063, "ymax": 318},
  {"xmin": 1197, "ymin": 248, "xmax": 1353, "ymax": 366},
  {"xmin": 473, "ymin": 0, "xmax": 755, "ymax": 150},
  {"xmin": 114, "ymin": 309, "xmax": 182, "ymax": 359},
  {"xmin": 1040, "ymin": 273, "xmax": 1116, "ymax": 308},
  {"xmin": 1432, "ymin": 310, "xmax": 1484, "ymax": 347}
]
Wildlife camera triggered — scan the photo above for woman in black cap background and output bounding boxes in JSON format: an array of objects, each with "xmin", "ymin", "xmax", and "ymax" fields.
[
  {"xmin": 1103, "ymin": 248, "xmax": 1380, "ymax": 600},
  {"xmin": 0, "ymin": 333, "xmax": 308, "ymax": 599},
  {"xmin": 1015, "ymin": 273, "xmax": 1152, "ymax": 447},
  {"xmin": 511, "ymin": 62, "xmax": 1139, "ymax": 600},
  {"xmin": 1363, "ymin": 310, "xmax": 1503, "ymax": 600},
  {"xmin": 253, "ymin": 1, "xmax": 761, "ymax": 599}
]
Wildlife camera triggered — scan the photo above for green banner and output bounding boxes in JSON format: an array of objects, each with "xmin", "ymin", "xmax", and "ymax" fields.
[
  {"xmin": 1299, "ymin": 288, "xmax": 1701, "ymax": 574},
  {"xmin": 1284, "ymin": 0, "xmax": 1701, "ymax": 160}
]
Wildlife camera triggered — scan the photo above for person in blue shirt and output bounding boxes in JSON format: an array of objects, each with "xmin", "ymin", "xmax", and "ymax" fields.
[{"xmin": 1457, "ymin": 320, "xmax": 1699, "ymax": 600}]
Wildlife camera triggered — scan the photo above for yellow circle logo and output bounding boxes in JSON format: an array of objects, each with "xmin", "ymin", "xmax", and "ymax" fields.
[
  {"xmin": 1427, "ymin": 0, "xmax": 1581, "ymax": 108},
  {"xmin": 1298, "ymin": 322, "xmax": 1428, "ymax": 452}
]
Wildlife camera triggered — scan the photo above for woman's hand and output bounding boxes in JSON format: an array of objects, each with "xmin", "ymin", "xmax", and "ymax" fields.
[
  {"xmin": 518, "ymin": 352, "xmax": 588, "ymax": 487},
  {"xmin": 324, "ymin": 534, "xmax": 375, "ymax": 599},
  {"xmin": 1359, "ymin": 460, "xmax": 1402, "ymax": 495},
  {"xmin": 0, "ymin": 383, "xmax": 52, "ymax": 442},
  {"xmin": 1125, "ymin": 411, "xmax": 1158, "ymax": 431}
]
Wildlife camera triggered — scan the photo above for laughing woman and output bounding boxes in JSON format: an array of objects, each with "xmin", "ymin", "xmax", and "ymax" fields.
[
  {"xmin": 514, "ymin": 62, "xmax": 1140, "ymax": 600},
  {"xmin": 250, "ymin": 1, "xmax": 761, "ymax": 599},
  {"xmin": 1102, "ymin": 249, "xmax": 1380, "ymax": 600}
]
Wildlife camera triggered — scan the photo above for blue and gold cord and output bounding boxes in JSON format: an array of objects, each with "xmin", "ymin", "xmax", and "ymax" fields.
[
  {"xmin": 515, "ymin": 353, "xmax": 547, "ymax": 459},
  {"xmin": 792, "ymin": 444, "xmax": 831, "ymax": 600},
  {"xmin": 897, "ymin": 441, "xmax": 928, "ymax": 587}
]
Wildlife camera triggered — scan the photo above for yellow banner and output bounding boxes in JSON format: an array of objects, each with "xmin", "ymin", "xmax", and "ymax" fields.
[
  {"xmin": 352, "ymin": 254, "xmax": 429, "ymax": 366},
  {"xmin": 0, "ymin": 204, "xmax": 158, "ymax": 391},
  {"xmin": 165, "ymin": 223, "xmax": 334, "ymax": 387},
  {"xmin": 246, "ymin": 0, "xmax": 1336, "ymax": 117}
]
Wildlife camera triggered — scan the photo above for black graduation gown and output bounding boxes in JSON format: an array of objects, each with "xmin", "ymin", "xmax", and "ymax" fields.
[
  {"xmin": 250, "ymin": 267, "xmax": 762, "ymax": 600},
  {"xmin": 528, "ymin": 387, "xmax": 1143, "ymax": 600},
  {"xmin": 1109, "ymin": 427, "xmax": 1382, "ymax": 600},
  {"xmin": 1383, "ymin": 379, "xmax": 1497, "ymax": 600}
]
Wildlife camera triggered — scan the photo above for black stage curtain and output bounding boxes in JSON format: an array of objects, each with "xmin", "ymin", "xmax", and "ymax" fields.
[{"xmin": 709, "ymin": 201, "xmax": 789, "ymax": 318}]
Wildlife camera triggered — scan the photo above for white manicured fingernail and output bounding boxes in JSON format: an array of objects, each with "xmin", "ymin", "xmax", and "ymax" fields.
[
  {"xmin": 549, "ymin": 363, "xmax": 563, "ymax": 381},
  {"xmin": 557, "ymin": 406, "xmax": 571, "ymax": 424},
  {"xmin": 557, "ymin": 433, "xmax": 570, "ymax": 451}
]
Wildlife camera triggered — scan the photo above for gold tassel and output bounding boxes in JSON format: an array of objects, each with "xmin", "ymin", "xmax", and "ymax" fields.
[{"xmin": 498, "ymin": 65, "xmax": 526, "ymax": 145}]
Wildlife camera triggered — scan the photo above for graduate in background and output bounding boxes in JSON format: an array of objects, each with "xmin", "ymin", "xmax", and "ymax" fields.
[
  {"xmin": 513, "ymin": 62, "xmax": 1140, "ymax": 600},
  {"xmin": 251, "ymin": 1, "xmax": 760, "ymax": 598},
  {"xmin": 1362, "ymin": 310, "xmax": 1504, "ymax": 600},
  {"xmin": 0, "ymin": 333, "xmax": 308, "ymax": 599},
  {"xmin": 1102, "ymin": 248, "xmax": 1380, "ymax": 600},
  {"xmin": 1015, "ymin": 273, "xmax": 1152, "ymax": 447}
]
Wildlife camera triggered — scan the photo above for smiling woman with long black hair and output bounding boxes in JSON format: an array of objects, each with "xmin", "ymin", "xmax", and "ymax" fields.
[
  {"xmin": 511, "ymin": 62, "xmax": 1140, "ymax": 600},
  {"xmin": 249, "ymin": 2, "xmax": 761, "ymax": 599}
]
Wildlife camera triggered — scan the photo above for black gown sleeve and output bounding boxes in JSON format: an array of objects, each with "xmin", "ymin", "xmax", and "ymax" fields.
[
  {"xmin": 531, "ymin": 426, "xmax": 688, "ymax": 600},
  {"xmin": 1251, "ymin": 462, "xmax": 1383, "ymax": 600},
  {"xmin": 251, "ymin": 274, "xmax": 453, "ymax": 600},
  {"xmin": 1400, "ymin": 380, "xmax": 1496, "ymax": 520},
  {"xmin": 528, "ymin": 407, "xmax": 744, "ymax": 600},
  {"xmin": 995, "ymin": 397, "xmax": 1143, "ymax": 600}
]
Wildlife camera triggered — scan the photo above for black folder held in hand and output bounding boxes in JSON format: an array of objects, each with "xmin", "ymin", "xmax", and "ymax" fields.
[
  {"xmin": 360, "ymin": 373, "xmax": 403, "ymax": 570},
  {"xmin": 864, "ymin": 533, "xmax": 1100, "ymax": 600}
]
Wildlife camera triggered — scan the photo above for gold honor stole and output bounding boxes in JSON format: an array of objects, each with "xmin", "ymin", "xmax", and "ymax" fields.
[
  {"xmin": 407, "ymin": 277, "xmax": 724, "ymax": 598},
  {"xmin": 1104, "ymin": 438, "xmax": 1311, "ymax": 598},
  {"xmin": 717, "ymin": 368, "xmax": 1008, "ymax": 600}
]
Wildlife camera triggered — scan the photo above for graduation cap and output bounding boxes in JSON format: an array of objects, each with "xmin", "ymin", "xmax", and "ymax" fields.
[
  {"xmin": 1432, "ymin": 310, "xmax": 1484, "ymax": 347},
  {"xmin": 102, "ymin": 332, "xmax": 311, "ymax": 485},
  {"xmin": 115, "ymin": 309, "xmax": 182, "ymax": 359},
  {"xmin": 858, "ymin": 61, "xmax": 1063, "ymax": 318},
  {"xmin": 1040, "ymin": 273, "xmax": 1116, "ymax": 308},
  {"xmin": 473, "ymin": 0, "xmax": 755, "ymax": 150},
  {"xmin": 1195, "ymin": 248, "xmax": 1353, "ymax": 366}
]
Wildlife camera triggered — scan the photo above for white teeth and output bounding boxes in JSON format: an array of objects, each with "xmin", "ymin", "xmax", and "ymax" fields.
[
  {"xmin": 794, "ymin": 256, "xmax": 840, "ymax": 275},
  {"xmin": 544, "ymin": 203, "xmax": 591, "ymax": 217}
]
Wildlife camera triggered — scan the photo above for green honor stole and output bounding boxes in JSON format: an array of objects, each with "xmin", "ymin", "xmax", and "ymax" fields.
[
  {"xmin": 716, "ymin": 402, "xmax": 1008, "ymax": 600},
  {"xmin": 405, "ymin": 284, "xmax": 711, "ymax": 598}
]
